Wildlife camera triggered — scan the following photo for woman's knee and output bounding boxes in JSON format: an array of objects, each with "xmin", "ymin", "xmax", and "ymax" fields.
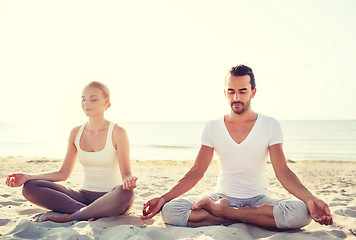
[
  {"xmin": 113, "ymin": 185, "xmax": 134, "ymax": 198},
  {"xmin": 112, "ymin": 185, "xmax": 135, "ymax": 209},
  {"xmin": 22, "ymin": 180, "xmax": 43, "ymax": 200}
]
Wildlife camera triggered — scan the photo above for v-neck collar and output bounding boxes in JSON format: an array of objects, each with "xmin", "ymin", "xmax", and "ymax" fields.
[{"xmin": 222, "ymin": 114, "xmax": 259, "ymax": 145}]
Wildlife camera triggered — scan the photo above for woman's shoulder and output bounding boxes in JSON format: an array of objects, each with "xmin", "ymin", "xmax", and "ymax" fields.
[
  {"xmin": 112, "ymin": 123, "xmax": 127, "ymax": 135},
  {"xmin": 71, "ymin": 124, "xmax": 83, "ymax": 134},
  {"xmin": 111, "ymin": 123, "xmax": 128, "ymax": 142},
  {"xmin": 68, "ymin": 124, "xmax": 84, "ymax": 140}
]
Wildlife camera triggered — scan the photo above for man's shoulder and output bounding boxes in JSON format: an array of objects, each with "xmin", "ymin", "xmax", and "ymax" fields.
[
  {"xmin": 257, "ymin": 114, "xmax": 283, "ymax": 136},
  {"xmin": 258, "ymin": 114, "xmax": 279, "ymax": 124},
  {"xmin": 205, "ymin": 116, "xmax": 223, "ymax": 127},
  {"xmin": 201, "ymin": 117, "xmax": 224, "ymax": 136}
]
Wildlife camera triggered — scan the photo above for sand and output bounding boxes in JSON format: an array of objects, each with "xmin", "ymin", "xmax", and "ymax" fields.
[{"xmin": 0, "ymin": 156, "xmax": 355, "ymax": 239}]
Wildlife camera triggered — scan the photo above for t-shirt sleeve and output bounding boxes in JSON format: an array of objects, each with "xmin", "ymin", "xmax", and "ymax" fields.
[
  {"xmin": 201, "ymin": 121, "xmax": 214, "ymax": 148},
  {"xmin": 269, "ymin": 118, "xmax": 283, "ymax": 146}
]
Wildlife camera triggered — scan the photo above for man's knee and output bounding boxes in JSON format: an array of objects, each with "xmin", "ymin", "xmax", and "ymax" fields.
[
  {"xmin": 161, "ymin": 199, "xmax": 195, "ymax": 226},
  {"xmin": 274, "ymin": 200, "xmax": 312, "ymax": 229}
]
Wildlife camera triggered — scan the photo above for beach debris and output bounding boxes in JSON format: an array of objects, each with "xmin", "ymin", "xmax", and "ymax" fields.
[{"xmin": 349, "ymin": 229, "xmax": 356, "ymax": 236}]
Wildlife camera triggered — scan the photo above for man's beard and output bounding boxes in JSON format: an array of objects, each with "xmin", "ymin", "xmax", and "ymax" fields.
[{"xmin": 231, "ymin": 100, "xmax": 250, "ymax": 114}]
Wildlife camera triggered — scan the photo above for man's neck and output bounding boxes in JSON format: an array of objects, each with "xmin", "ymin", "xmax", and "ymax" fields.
[{"xmin": 225, "ymin": 109, "xmax": 257, "ymax": 123}]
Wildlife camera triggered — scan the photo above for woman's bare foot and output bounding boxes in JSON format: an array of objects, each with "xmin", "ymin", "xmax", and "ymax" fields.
[
  {"xmin": 192, "ymin": 198, "xmax": 232, "ymax": 218},
  {"xmin": 43, "ymin": 214, "xmax": 74, "ymax": 223}
]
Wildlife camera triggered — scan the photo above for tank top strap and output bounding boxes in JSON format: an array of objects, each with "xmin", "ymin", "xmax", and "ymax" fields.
[
  {"xmin": 75, "ymin": 123, "xmax": 87, "ymax": 148},
  {"xmin": 105, "ymin": 122, "xmax": 116, "ymax": 149}
]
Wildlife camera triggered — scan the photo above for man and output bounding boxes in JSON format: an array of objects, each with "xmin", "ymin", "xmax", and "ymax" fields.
[{"xmin": 141, "ymin": 65, "xmax": 333, "ymax": 229}]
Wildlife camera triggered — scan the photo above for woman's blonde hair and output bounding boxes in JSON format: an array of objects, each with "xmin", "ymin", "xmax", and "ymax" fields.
[{"xmin": 86, "ymin": 81, "xmax": 111, "ymax": 109}]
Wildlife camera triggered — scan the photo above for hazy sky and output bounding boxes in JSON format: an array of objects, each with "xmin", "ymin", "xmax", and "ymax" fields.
[{"xmin": 1, "ymin": 0, "xmax": 356, "ymax": 129}]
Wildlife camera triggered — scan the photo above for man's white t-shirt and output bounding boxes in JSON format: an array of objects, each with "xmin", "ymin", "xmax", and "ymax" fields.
[{"xmin": 201, "ymin": 114, "xmax": 283, "ymax": 198}]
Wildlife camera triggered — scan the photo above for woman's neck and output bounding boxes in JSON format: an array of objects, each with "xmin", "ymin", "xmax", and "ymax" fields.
[{"xmin": 87, "ymin": 116, "xmax": 109, "ymax": 131}]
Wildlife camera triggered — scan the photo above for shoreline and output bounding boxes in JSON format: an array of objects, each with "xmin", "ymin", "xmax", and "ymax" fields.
[
  {"xmin": 1, "ymin": 156, "xmax": 356, "ymax": 164},
  {"xmin": 1, "ymin": 156, "xmax": 355, "ymax": 239}
]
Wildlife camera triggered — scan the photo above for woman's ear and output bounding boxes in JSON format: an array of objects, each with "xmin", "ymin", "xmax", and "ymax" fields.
[{"xmin": 105, "ymin": 97, "xmax": 111, "ymax": 110}]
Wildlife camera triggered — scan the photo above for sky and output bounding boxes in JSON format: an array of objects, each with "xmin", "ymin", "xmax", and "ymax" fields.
[{"xmin": 1, "ymin": 0, "xmax": 356, "ymax": 131}]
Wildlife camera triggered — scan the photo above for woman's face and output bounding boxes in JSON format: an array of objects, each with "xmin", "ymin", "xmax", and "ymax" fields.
[{"xmin": 81, "ymin": 86, "xmax": 109, "ymax": 117}]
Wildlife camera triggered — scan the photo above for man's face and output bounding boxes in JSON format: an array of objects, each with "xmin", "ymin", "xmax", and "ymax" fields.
[{"xmin": 224, "ymin": 75, "xmax": 256, "ymax": 115}]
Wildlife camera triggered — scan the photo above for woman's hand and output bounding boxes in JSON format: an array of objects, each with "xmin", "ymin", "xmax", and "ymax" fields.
[
  {"xmin": 123, "ymin": 176, "xmax": 137, "ymax": 190},
  {"xmin": 5, "ymin": 174, "xmax": 30, "ymax": 187}
]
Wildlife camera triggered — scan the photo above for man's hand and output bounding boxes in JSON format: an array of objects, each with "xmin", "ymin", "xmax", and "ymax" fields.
[
  {"xmin": 141, "ymin": 197, "xmax": 167, "ymax": 220},
  {"xmin": 5, "ymin": 174, "xmax": 29, "ymax": 187},
  {"xmin": 307, "ymin": 198, "xmax": 333, "ymax": 225}
]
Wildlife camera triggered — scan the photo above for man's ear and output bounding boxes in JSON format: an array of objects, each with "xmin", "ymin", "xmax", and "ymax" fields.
[{"xmin": 251, "ymin": 88, "xmax": 257, "ymax": 98}]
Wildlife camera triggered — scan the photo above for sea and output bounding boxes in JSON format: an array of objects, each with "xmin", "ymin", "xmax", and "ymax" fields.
[{"xmin": 0, "ymin": 120, "xmax": 355, "ymax": 162}]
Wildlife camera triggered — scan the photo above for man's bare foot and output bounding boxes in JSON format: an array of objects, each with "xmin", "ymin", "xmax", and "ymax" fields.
[
  {"xmin": 43, "ymin": 214, "xmax": 74, "ymax": 223},
  {"xmin": 192, "ymin": 198, "xmax": 214, "ymax": 211},
  {"xmin": 192, "ymin": 198, "xmax": 232, "ymax": 218},
  {"xmin": 216, "ymin": 198, "xmax": 231, "ymax": 210}
]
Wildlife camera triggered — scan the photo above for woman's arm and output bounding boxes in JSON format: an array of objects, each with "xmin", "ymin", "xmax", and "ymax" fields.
[
  {"xmin": 6, "ymin": 127, "xmax": 80, "ymax": 187},
  {"xmin": 113, "ymin": 125, "xmax": 137, "ymax": 190}
]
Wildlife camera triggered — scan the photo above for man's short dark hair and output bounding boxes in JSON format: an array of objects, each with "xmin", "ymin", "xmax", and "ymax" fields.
[{"xmin": 225, "ymin": 65, "xmax": 256, "ymax": 90}]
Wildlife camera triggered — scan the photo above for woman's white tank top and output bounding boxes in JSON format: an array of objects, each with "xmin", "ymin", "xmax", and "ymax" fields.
[{"xmin": 75, "ymin": 122, "xmax": 122, "ymax": 192}]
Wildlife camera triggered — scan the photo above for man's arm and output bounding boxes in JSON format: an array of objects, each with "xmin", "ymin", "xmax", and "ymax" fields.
[
  {"xmin": 141, "ymin": 145, "xmax": 214, "ymax": 220},
  {"xmin": 269, "ymin": 143, "xmax": 333, "ymax": 225}
]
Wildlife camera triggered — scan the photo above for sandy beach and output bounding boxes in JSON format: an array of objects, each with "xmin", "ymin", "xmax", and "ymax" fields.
[{"xmin": 0, "ymin": 157, "xmax": 355, "ymax": 240}]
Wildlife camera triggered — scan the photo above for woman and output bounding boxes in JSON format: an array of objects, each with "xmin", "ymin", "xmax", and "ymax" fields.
[{"xmin": 5, "ymin": 81, "xmax": 137, "ymax": 223}]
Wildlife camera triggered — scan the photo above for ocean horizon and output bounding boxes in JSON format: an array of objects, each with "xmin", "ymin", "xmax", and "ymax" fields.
[{"xmin": 1, "ymin": 120, "xmax": 355, "ymax": 162}]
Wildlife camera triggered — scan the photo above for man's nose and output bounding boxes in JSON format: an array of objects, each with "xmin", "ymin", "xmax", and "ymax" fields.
[{"xmin": 233, "ymin": 93, "xmax": 240, "ymax": 101}]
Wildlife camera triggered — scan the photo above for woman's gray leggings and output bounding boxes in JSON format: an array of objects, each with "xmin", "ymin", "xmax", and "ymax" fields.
[{"xmin": 22, "ymin": 180, "xmax": 134, "ymax": 221}]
